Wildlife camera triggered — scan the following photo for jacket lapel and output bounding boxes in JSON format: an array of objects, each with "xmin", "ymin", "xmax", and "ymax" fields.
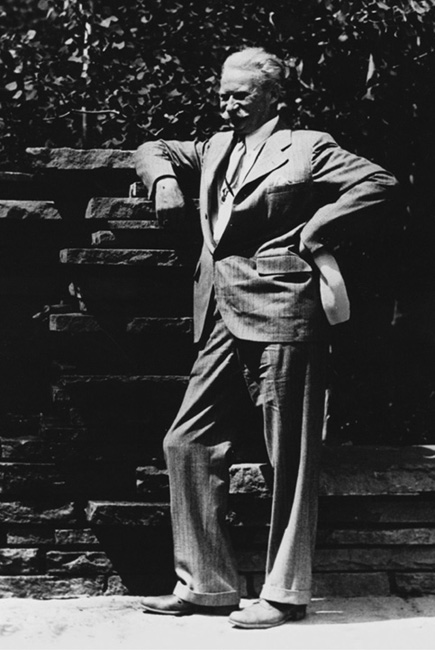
[
  {"xmin": 203, "ymin": 131, "xmax": 234, "ymax": 197},
  {"xmin": 238, "ymin": 123, "xmax": 293, "ymax": 191}
]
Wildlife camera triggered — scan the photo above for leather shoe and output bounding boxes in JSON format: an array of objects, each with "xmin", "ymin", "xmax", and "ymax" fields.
[
  {"xmin": 229, "ymin": 599, "xmax": 306, "ymax": 629},
  {"xmin": 142, "ymin": 593, "xmax": 237, "ymax": 617}
]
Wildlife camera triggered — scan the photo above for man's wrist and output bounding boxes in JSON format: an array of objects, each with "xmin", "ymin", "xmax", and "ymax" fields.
[{"xmin": 152, "ymin": 175, "xmax": 179, "ymax": 199}]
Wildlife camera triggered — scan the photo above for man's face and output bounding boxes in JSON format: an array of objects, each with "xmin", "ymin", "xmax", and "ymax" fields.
[{"xmin": 219, "ymin": 67, "xmax": 278, "ymax": 136}]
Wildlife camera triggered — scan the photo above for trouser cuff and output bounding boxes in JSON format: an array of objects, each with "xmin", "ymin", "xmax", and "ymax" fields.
[
  {"xmin": 260, "ymin": 585, "xmax": 311, "ymax": 606},
  {"xmin": 174, "ymin": 581, "xmax": 240, "ymax": 607}
]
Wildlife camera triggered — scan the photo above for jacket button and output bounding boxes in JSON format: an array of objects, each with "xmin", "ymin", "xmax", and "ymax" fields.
[{"xmin": 204, "ymin": 214, "xmax": 208, "ymax": 220}]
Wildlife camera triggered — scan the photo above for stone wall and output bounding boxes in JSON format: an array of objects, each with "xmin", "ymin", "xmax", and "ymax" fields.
[{"xmin": 0, "ymin": 149, "xmax": 434, "ymax": 599}]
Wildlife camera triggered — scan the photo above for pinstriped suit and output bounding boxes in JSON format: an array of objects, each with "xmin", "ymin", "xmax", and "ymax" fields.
[{"xmin": 135, "ymin": 120, "xmax": 398, "ymax": 606}]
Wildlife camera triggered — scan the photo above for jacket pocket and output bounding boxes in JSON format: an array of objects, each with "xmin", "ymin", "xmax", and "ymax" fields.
[{"xmin": 256, "ymin": 253, "xmax": 312, "ymax": 276}]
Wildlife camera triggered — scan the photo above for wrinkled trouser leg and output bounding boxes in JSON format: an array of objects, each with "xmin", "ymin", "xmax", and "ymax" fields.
[
  {"xmin": 164, "ymin": 312, "xmax": 244, "ymax": 606},
  {"xmin": 241, "ymin": 341, "xmax": 327, "ymax": 605},
  {"xmin": 165, "ymin": 310, "xmax": 327, "ymax": 607}
]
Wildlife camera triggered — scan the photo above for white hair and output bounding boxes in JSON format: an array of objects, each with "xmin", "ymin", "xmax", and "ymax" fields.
[{"xmin": 222, "ymin": 47, "xmax": 286, "ymax": 97}]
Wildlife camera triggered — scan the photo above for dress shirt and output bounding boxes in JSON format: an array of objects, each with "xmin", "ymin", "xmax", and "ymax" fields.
[{"xmin": 213, "ymin": 117, "xmax": 280, "ymax": 242}]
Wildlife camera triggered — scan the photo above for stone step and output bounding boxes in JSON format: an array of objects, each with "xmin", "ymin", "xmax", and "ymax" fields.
[
  {"xmin": 0, "ymin": 172, "xmax": 38, "ymax": 200},
  {"xmin": 0, "ymin": 200, "xmax": 61, "ymax": 220},
  {"xmin": 135, "ymin": 447, "xmax": 435, "ymax": 501},
  {"xmin": 26, "ymin": 148, "xmax": 135, "ymax": 171},
  {"xmin": 86, "ymin": 500, "xmax": 170, "ymax": 526},
  {"xmin": 48, "ymin": 315, "xmax": 195, "ymax": 375},
  {"xmin": 320, "ymin": 444, "xmax": 435, "ymax": 496},
  {"xmin": 0, "ymin": 460, "xmax": 136, "ymax": 499},
  {"xmin": 89, "ymin": 222, "xmax": 202, "ymax": 250},
  {"xmin": 56, "ymin": 373, "xmax": 188, "ymax": 389},
  {"xmin": 51, "ymin": 375, "xmax": 189, "ymax": 420},
  {"xmin": 49, "ymin": 314, "xmax": 192, "ymax": 335},
  {"xmin": 85, "ymin": 495, "xmax": 435, "ymax": 531},
  {"xmin": 237, "ymin": 546, "xmax": 435, "ymax": 573},
  {"xmin": 59, "ymin": 248, "xmax": 191, "ymax": 267},
  {"xmin": 85, "ymin": 197, "xmax": 155, "ymax": 220}
]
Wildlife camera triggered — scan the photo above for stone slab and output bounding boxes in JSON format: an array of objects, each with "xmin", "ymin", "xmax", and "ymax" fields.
[
  {"xmin": 7, "ymin": 527, "xmax": 54, "ymax": 546},
  {"xmin": 320, "ymin": 445, "xmax": 435, "ymax": 495},
  {"xmin": 85, "ymin": 197, "xmax": 155, "ymax": 220},
  {"xmin": 86, "ymin": 501, "xmax": 170, "ymax": 527},
  {"xmin": 59, "ymin": 248, "xmax": 187, "ymax": 266},
  {"xmin": 314, "ymin": 547, "xmax": 435, "ymax": 571},
  {"xmin": 0, "ymin": 502, "xmax": 76, "ymax": 524},
  {"xmin": 0, "ymin": 548, "xmax": 39, "ymax": 574},
  {"xmin": 48, "ymin": 314, "xmax": 192, "ymax": 335},
  {"xmin": 394, "ymin": 572, "xmax": 435, "ymax": 595},
  {"xmin": 313, "ymin": 571, "xmax": 391, "ymax": 597},
  {"xmin": 318, "ymin": 495, "xmax": 435, "ymax": 524},
  {"xmin": 0, "ymin": 200, "xmax": 61, "ymax": 220},
  {"xmin": 26, "ymin": 148, "xmax": 135, "ymax": 170},
  {"xmin": 0, "ymin": 463, "xmax": 67, "ymax": 496},
  {"xmin": 318, "ymin": 528, "xmax": 435, "ymax": 545},
  {"xmin": 0, "ymin": 575, "xmax": 105, "ymax": 598},
  {"xmin": 54, "ymin": 529, "xmax": 100, "ymax": 546},
  {"xmin": 46, "ymin": 551, "xmax": 112, "ymax": 576}
]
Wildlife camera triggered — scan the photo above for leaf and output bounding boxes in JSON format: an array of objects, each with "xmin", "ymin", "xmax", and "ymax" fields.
[
  {"xmin": 100, "ymin": 16, "xmax": 119, "ymax": 28},
  {"xmin": 5, "ymin": 82, "xmax": 17, "ymax": 91},
  {"xmin": 366, "ymin": 53, "xmax": 376, "ymax": 85}
]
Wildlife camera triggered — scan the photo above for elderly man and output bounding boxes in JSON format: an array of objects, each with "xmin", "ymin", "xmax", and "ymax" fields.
[{"xmin": 135, "ymin": 47, "xmax": 398, "ymax": 629}]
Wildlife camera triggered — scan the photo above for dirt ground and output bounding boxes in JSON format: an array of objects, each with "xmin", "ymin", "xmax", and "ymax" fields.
[{"xmin": 0, "ymin": 595, "xmax": 434, "ymax": 650}]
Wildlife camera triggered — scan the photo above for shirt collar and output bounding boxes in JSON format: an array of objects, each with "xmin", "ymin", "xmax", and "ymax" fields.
[{"xmin": 244, "ymin": 115, "xmax": 279, "ymax": 153}]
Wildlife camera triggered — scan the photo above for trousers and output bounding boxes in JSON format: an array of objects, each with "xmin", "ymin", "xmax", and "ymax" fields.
[{"xmin": 163, "ymin": 306, "xmax": 327, "ymax": 607}]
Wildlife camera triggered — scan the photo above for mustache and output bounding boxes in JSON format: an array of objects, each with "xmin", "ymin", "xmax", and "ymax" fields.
[{"xmin": 221, "ymin": 108, "xmax": 248, "ymax": 120}]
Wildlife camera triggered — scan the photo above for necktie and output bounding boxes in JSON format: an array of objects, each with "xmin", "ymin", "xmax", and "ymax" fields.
[
  {"xmin": 220, "ymin": 138, "xmax": 246, "ymax": 203},
  {"xmin": 213, "ymin": 138, "xmax": 246, "ymax": 242}
]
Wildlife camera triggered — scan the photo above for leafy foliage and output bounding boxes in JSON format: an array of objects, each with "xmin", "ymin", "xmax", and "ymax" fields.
[
  {"xmin": 1, "ymin": 0, "xmax": 435, "ymax": 177},
  {"xmin": 2, "ymin": 0, "xmax": 435, "ymax": 443}
]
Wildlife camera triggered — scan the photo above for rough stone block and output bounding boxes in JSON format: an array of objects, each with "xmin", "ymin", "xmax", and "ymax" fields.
[
  {"xmin": 85, "ymin": 197, "xmax": 156, "ymax": 220},
  {"xmin": 91, "ymin": 230, "xmax": 116, "ymax": 246},
  {"xmin": 229, "ymin": 463, "xmax": 271, "ymax": 496},
  {"xmin": 320, "ymin": 445, "xmax": 435, "ymax": 496},
  {"xmin": 0, "ymin": 575, "xmax": 105, "ymax": 598},
  {"xmin": 46, "ymin": 551, "xmax": 112, "ymax": 575},
  {"xmin": 55, "ymin": 529, "xmax": 100, "ymax": 546},
  {"xmin": 0, "ymin": 200, "xmax": 60, "ymax": 220},
  {"xmin": 0, "ymin": 548, "xmax": 39, "ymax": 574},
  {"xmin": 86, "ymin": 501, "xmax": 170, "ymax": 527},
  {"xmin": 0, "ymin": 172, "xmax": 35, "ymax": 199},
  {"xmin": 26, "ymin": 147, "xmax": 135, "ymax": 170},
  {"xmin": 54, "ymin": 373, "xmax": 188, "ymax": 396},
  {"xmin": 313, "ymin": 572, "xmax": 391, "ymax": 597},
  {"xmin": 7, "ymin": 527, "xmax": 54, "ymax": 546},
  {"xmin": 0, "ymin": 502, "xmax": 76, "ymax": 524},
  {"xmin": 314, "ymin": 547, "xmax": 435, "ymax": 571},
  {"xmin": 126, "ymin": 316, "xmax": 193, "ymax": 335},
  {"xmin": 1, "ymin": 438, "xmax": 46, "ymax": 462},
  {"xmin": 0, "ymin": 463, "xmax": 67, "ymax": 496},
  {"xmin": 317, "ymin": 527, "xmax": 435, "ymax": 545},
  {"xmin": 59, "ymin": 248, "xmax": 188, "ymax": 267},
  {"xmin": 136, "ymin": 467, "xmax": 169, "ymax": 500},
  {"xmin": 394, "ymin": 572, "xmax": 435, "ymax": 595},
  {"xmin": 318, "ymin": 495, "xmax": 435, "ymax": 525},
  {"xmin": 48, "ymin": 314, "xmax": 193, "ymax": 336},
  {"xmin": 105, "ymin": 574, "xmax": 130, "ymax": 595}
]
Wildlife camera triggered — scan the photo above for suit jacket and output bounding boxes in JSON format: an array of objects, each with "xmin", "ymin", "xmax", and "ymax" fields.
[{"xmin": 135, "ymin": 119, "xmax": 399, "ymax": 344}]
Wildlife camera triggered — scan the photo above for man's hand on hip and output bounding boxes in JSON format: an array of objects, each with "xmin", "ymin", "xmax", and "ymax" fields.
[{"xmin": 155, "ymin": 177, "xmax": 185, "ymax": 227}]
